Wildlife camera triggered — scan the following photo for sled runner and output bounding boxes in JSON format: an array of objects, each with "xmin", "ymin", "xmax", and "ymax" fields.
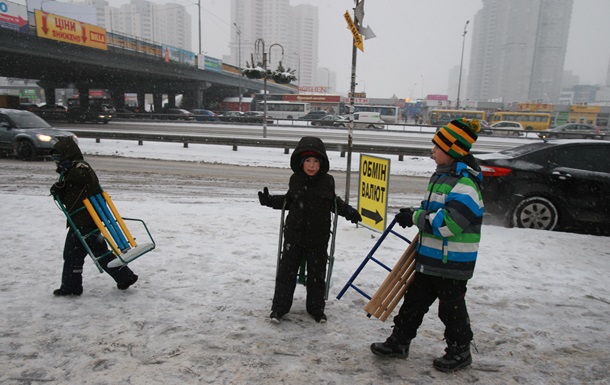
[
  {"xmin": 54, "ymin": 188, "xmax": 156, "ymax": 272},
  {"xmin": 276, "ymin": 198, "xmax": 339, "ymax": 300},
  {"xmin": 336, "ymin": 218, "xmax": 417, "ymax": 321}
]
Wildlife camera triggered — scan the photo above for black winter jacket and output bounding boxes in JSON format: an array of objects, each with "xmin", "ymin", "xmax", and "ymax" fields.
[
  {"xmin": 51, "ymin": 138, "xmax": 102, "ymax": 229},
  {"xmin": 268, "ymin": 136, "xmax": 355, "ymax": 248}
]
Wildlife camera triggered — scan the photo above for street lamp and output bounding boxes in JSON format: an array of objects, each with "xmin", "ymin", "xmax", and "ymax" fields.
[
  {"xmin": 253, "ymin": 39, "xmax": 284, "ymax": 138},
  {"xmin": 233, "ymin": 23, "xmax": 242, "ymax": 111},
  {"xmin": 456, "ymin": 20, "xmax": 470, "ymax": 110}
]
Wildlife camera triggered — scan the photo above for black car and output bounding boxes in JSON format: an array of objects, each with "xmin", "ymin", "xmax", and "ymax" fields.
[
  {"xmin": 475, "ymin": 140, "xmax": 610, "ymax": 235},
  {"xmin": 310, "ymin": 114, "xmax": 344, "ymax": 126},
  {"xmin": 298, "ymin": 110, "xmax": 327, "ymax": 121},
  {"xmin": 66, "ymin": 105, "xmax": 113, "ymax": 124}
]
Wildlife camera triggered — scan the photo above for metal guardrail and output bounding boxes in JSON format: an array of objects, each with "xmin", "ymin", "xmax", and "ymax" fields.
[{"xmin": 69, "ymin": 129, "xmax": 435, "ymax": 158}]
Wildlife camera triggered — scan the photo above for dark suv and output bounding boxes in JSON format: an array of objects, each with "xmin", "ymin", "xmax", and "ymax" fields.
[
  {"xmin": 0, "ymin": 108, "xmax": 77, "ymax": 160},
  {"xmin": 67, "ymin": 105, "xmax": 114, "ymax": 124}
]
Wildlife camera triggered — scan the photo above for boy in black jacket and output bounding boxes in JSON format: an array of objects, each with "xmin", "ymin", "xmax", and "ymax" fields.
[
  {"xmin": 258, "ymin": 136, "xmax": 361, "ymax": 323},
  {"xmin": 50, "ymin": 137, "xmax": 139, "ymax": 296}
]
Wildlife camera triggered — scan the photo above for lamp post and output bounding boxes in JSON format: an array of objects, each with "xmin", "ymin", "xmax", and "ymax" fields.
[
  {"xmin": 253, "ymin": 39, "xmax": 284, "ymax": 138},
  {"xmin": 456, "ymin": 20, "xmax": 469, "ymax": 110},
  {"xmin": 233, "ymin": 23, "xmax": 242, "ymax": 111}
]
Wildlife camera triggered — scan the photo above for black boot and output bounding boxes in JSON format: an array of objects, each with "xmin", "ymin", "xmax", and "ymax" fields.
[
  {"xmin": 53, "ymin": 286, "xmax": 83, "ymax": 296},
  {"xmin": 117, "ymin": 274, "xmax": 138, "ymax": 290},
  {"xmin": 370, "ymin": 330, "xmax": 410, "ymax": 359},
  {"xmin": 433, "ymin": 343, "xmax": 472, "ymax": 372}
]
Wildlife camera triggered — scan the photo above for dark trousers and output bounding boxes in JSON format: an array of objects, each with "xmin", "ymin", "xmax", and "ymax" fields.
[
  {"xmin": 60, "ymin": 226, "xmax": 136, "ymax": 291},
  {"xmin": 393, "ymin": 272, "xmax": 473, "ymax": 346},
  {"xmin": 272, "ymin": 243, "xmax": 327, "ymax": 316}
]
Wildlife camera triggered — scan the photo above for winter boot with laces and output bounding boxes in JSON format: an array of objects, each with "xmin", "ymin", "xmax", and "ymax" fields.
[
  {"xmin": 433, "ymin": 342, "xmax": 472, "ymax": 372},
  {"xmin": 370, "ymin": 329, "xmax": 410, "ymax": 359}
]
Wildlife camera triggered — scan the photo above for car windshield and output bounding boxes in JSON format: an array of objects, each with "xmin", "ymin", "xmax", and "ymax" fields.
[{"xmin": 8, "ymin": 112, "xmax": 52, "ymax": 129}]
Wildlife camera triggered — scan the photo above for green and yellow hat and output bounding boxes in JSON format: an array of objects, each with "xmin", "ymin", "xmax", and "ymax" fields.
[{"xmin": 432, "ymin": 118, "xmax": 481, "ymax": 159}]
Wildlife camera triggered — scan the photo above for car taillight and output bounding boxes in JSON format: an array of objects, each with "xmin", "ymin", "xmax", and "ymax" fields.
[{"xmin": 480, "ymin": 165, "xmax": 512, "ymax": 177}]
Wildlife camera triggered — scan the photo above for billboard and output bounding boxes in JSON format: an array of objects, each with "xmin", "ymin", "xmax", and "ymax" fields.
[
  {"xmin": 0, "ymin": 1, "xmax": 28, "ymax": 32},
  {"xmin": 34, "ymin": 10, "xmax": 107, "ymax": 50}
]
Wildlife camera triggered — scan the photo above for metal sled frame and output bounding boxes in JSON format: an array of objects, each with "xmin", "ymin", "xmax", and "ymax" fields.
[
  {"xmin": 276, "ymin": 198, "xmax": 339, "ymax": 300},
  {"xmin": 54, "ymin": 189, "xmax": 155, "ymax": 273},
  {"xmin": 336, "ymin": 218, "xmax": 416, "ymax": 320}
]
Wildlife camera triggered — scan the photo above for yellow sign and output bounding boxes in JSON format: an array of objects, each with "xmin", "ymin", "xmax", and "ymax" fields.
[
  {"xmin": 358, "ymin": 154, "xmax": 390, "ymax": 232},
  {"xmin": 344, "ymin": 11, "xmax": 364, "ymax": 52},
  {"xmin": 35, "ymin": 10, "xmax": 107, "ymax": 51}
]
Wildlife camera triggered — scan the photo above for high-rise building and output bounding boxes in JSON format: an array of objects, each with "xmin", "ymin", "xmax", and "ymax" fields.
[
  {"xmin": 466, "ymin": 0, "xmax": 572, "ymax": 104},
  {"xmin": 228, "ymin": 0, "xmax": 322, "ymax": 89},
  {"xmin": 76, "ymin": 0, "xmax": 191, "ymax": 51}
]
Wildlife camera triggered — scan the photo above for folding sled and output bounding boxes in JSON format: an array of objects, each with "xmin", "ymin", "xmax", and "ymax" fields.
[
  {"xmin": 337, "ymin": 218, "xmax": 418, "ymax": 321},
  {"xmin": 276, "ymin": 198, "xmax": 339, "ymax": 300},
  {"xmin": 54, "ymin": 187, "xmax": 156, "ymax": 272}
]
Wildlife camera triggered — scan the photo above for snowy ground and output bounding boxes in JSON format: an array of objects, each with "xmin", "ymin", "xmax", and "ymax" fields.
[{"xmin": 1, "ymin": 138, "xmax": 609, "ymax": 384}]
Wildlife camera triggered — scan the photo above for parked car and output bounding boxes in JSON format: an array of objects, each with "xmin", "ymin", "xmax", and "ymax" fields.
[
  {"xmin": 333, "ymin": 112, "xmax": 386, "ymax": 129},
  {"xmin": 297, "ymin": 110, "xmax": 327, "ymax": 121},
  {"xmin": 475, "ymin": 140, "xmax": 610, "ymax": 235},
  {"xmin": 538, "ymin": 123, "xmax": 608, "ymax": 140},
  {"xmin": 488, "ymin": 121, "xmax": 524, "ymax": 136},
  {"xmin": 66, "ymin": 105, "xmax": 113, "ymax": 124},
  {"xmin": 160, "ymin": 108, "xmax": 195, "ymax": 121},
  {"xmin": 0, "ymin": 108, "xmax": 77, "ymax": 160},
  {"xmin": 35, "ymin": 104, "xmax": 67, "ymax": 120},
  {"xmin": 191, "ymin": 109, "xmax": 219, "ymax": 122},
  {"xmin": 310, "ymin": 114, "xmax": 344, "ymax": 127}
]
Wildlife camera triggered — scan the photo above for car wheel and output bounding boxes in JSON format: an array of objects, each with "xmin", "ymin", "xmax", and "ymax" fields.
[
  {"xmin": 16, "ymin": 140, "xmax": 36, "ymax": 161},
  {"xmin": 511, "ymin": 196, "xmax": 559, "ymax": 231}
]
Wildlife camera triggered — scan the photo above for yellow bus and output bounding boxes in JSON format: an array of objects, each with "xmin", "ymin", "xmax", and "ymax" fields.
[
  {"xmin": 489, "ymin": 112, "xmax": 551, "ymax": 131},
  {"xmin": 428, "ymin": 109, "xmax": 486, "ymax": 126}
]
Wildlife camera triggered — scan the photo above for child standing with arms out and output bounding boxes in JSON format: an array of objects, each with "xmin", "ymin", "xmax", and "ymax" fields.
[
  {"xmin": 258, "ymin": 136, "xmax": 362, "ymax": 323},
  {"xmin": 370, "ymin": 118, "xmax": 484, "ymax": 373}
]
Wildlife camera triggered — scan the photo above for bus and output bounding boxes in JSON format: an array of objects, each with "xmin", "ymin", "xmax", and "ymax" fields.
[
  {"xmin": 428, "ymin": 109, "xmax": 486, "ymax": 126},
  {"xmin": 489, "ymin": 111, "xmax": 551, "ymax": 131},
  {"xmin": 255, "ymin": 101, "xmax": 311, "ymax": 119},
  {"xmin": 354, "ymin": 105, "xmax": 400, "ymax": 123}
]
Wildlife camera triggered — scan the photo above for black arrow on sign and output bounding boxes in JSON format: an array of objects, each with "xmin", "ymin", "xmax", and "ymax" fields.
[{"xmin": 361, "ymin": 208, "xmax": 383, "ymax": 224}]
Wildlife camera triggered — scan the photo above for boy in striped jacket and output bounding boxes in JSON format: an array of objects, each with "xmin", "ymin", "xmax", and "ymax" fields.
[{"xmin": 370, "ymin": 118, "xmax": 484, "ymax": 373}]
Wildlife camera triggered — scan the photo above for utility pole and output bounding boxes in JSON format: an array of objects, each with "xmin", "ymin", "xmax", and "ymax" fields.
[
  {"xmin": 456, "ymin": 20, "xmax": 469, "ymax": 109},
  {"xmin": 234, "ymin": 23, "xmax": 242, "ymax": 111}
]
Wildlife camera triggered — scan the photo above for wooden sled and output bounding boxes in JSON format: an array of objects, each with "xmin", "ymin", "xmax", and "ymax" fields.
[
  {"xmin": 336, "ymin": 218, "xmax": 418, "ymax": 321},
  {"xmin": 55, "ymin": 189, "xmax": 155, "ymax": 272},
  {"xmin": 363, "ymin": 234, "xmax": 418, "ymax": 321},
  {"xmin": 277, "ymin": 197, "xmax": 339, "ymax": 300}
]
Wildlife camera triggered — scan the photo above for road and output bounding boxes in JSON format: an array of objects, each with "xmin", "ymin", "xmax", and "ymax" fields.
[{"xmin": 0, "ymin": 156, "xmax": 428, "ymax": 209}]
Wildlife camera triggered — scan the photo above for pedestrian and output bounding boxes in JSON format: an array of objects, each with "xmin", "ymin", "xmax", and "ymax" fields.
[
  {"xmin": 258, "ymin": 136, "xmax": 362, "ymax": 323},
  {"xmin": 50, "ymin": 137, "xmax": 139, "ymax": 296},
  {"xmin": 370, "ymin": 118, "xmax": 484, "ymax": 373}
]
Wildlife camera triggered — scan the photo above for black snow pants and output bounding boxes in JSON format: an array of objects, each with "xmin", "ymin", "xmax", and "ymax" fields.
[
  {"xmin": 60, "ymin": 226, "xmax": 137, "ymax": 292},
  {"xmin": 272, "ymin": 242, "xmax": 327, "ymax": 316},
  {"xmin": 392, "ymin": 272, "xmax": 473, "ymax": 346}
]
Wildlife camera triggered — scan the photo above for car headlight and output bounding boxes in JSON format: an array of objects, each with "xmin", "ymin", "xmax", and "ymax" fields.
[{"xmin": 37, "ymin": 134, "xmax": 53, "ymax": 142}]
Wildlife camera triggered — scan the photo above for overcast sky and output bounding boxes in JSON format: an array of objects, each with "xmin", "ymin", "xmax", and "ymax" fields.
[{"xmin": 192, "ymin": 0, "xmax": 610, "ymax": 98}]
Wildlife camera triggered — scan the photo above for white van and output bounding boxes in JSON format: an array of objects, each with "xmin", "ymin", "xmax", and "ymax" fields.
[{"xmin": 333, "ymin": 112, "xmax": 386, "ymax": 129}]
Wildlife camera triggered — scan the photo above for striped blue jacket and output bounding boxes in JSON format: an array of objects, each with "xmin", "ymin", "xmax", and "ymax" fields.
[{"xmin": 413, "ymin": 161, "xmax": 484, "ymax": 280}]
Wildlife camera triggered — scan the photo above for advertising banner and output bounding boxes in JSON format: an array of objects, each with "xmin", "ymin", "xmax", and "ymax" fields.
[
  {"xmin": 358, "ymin": 154, "xmax": 391, "ymax": 232},
  {"xmin": 0, "ymin": 1, "xmax": 28, "ymax": 32},
  {"xmin": 34, "ymin": 10, "xmax": 107, "ymax": 50}
]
